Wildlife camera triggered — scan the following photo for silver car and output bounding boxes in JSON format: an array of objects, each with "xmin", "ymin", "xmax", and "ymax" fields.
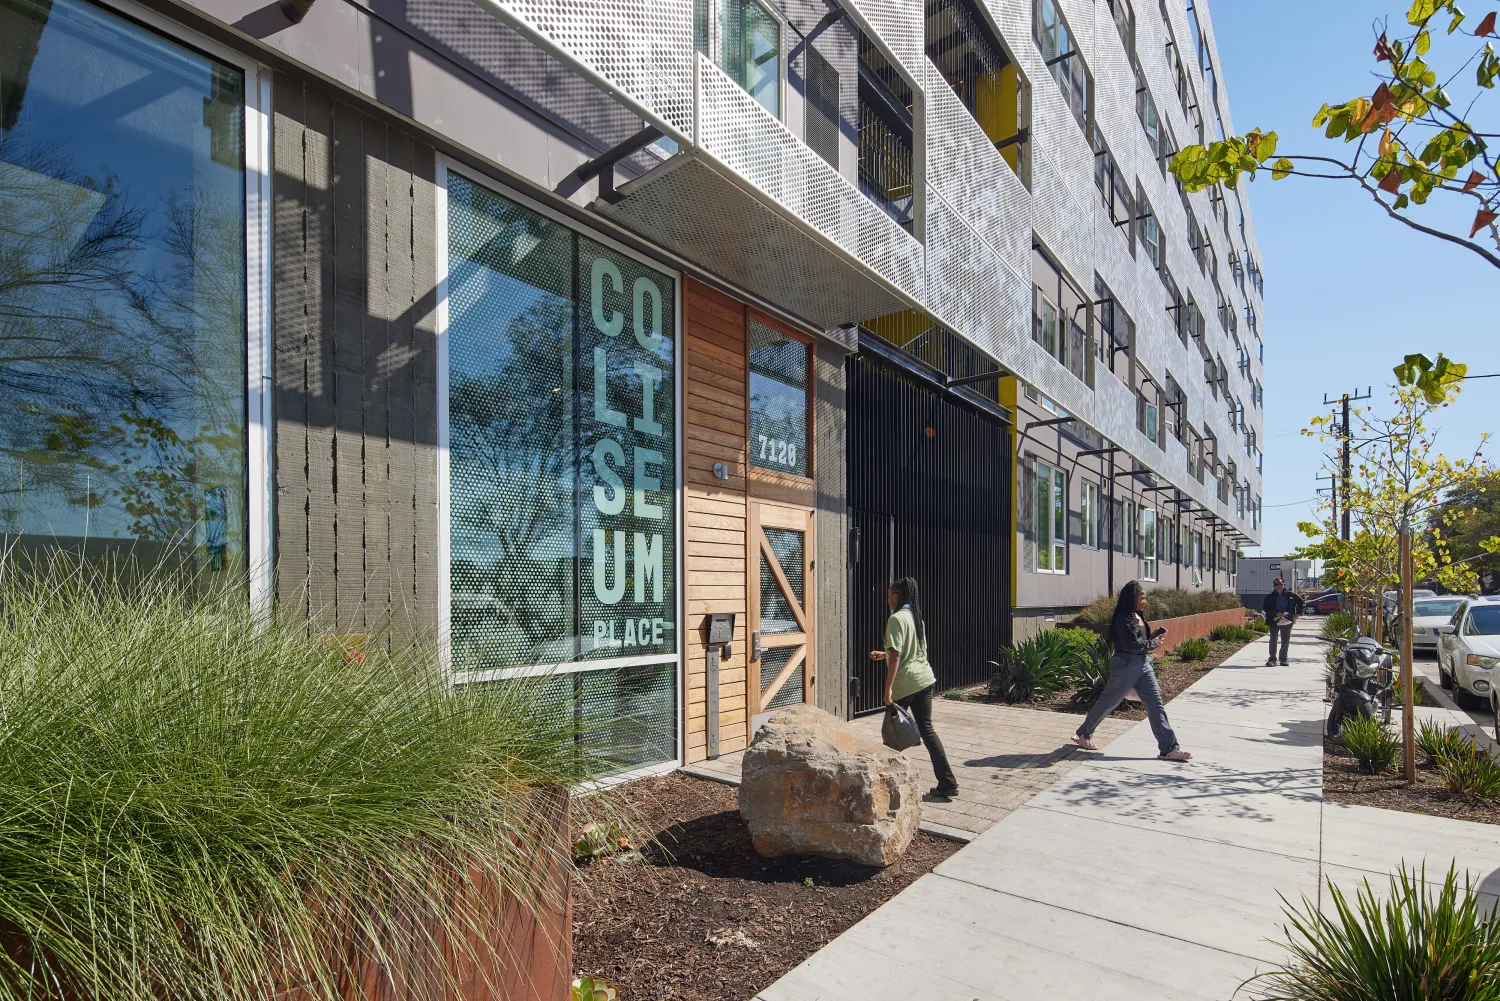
[
  {"xmin": 1409, "ymin": 597, "xmax": 1465, "ymax": 654},
  {"xmin": 1434, "ymin": 596, "xmax": 1500, "ymax": 711}
]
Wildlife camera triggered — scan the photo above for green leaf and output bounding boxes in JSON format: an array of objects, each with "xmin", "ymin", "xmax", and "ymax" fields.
[
  {"xmin": 1312, "ymin": 103, "xmax": 1332, "ymax": 127},
  {"xmin": 1394, "ymin": 193, "xmax": 1410, "ymax": 208},
  {"xmin": 1408, "ymin": 0, "xmax": 1441, "ymax": 23},
  {"xmin": 1257, "ymin": 131, "xmax": 1279, "ymax": 160},
  {"xmin": 1449, "ymin": 5, "xmax": 1467, "ymax": 32},
  {"xmin": 1271, "ymin": 157, "xmax": 1294, "ymax": 179},
  {"xmin": 1416, "ymin": 28, "xmax": 1432, "ymax": 53}
]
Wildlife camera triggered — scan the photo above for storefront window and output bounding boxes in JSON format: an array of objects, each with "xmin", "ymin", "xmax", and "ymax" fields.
[
  {"xmin": 748, "ymin": 319, "xmax": 810, "ymax": 477},
  {"xmin": 445, "ymin": 172, "xmax": 678, "ymax": 769},
  {"xmin": 0, "ymin": 0, "xmax": 247, "ymax": 576}
]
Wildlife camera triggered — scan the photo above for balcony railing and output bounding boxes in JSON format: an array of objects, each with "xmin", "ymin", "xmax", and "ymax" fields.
[{"xmin": 858, "ymin": 103, "xmax": 914, "ymax": 227}]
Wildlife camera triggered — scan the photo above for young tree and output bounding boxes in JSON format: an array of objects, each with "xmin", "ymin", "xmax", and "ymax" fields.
[
  {"xmin": 1170, "ymin": 1, "xmax": 1500, "ymax": 271},
  {"xmin": 1293, "ymin": 354, "xmax": 1493, "ymax": 629}
]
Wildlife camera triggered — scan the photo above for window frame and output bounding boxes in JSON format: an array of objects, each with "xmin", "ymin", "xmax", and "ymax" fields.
[
  {"xmin": 0, "ymin": 0, "xmax": 275, "ymax": 615},
  {"xmin": 1035, "ymin": 458, "xmax": 1067, "ymax": 573},
  {"xmin": 435, "ymin": 157, "xmax": 686, "ymax": 689},
  {"xmin": 1080, "ymin": 479, "xmax": 1099, "ymax": 550},
  {"xmin": 1034, "ymin": 0, "xmax": 1091, "ymax": 133},
  {"xmin": 723, "ymin": 0, "xmax": 784, "ymax": 119},
  {"xmin": 1141, "ymin": 507, "xmax": 1158, "ymax": 581}
]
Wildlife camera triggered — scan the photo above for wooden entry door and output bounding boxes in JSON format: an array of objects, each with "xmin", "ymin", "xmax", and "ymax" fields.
[{"xmin": 748, "ymin": 501, "xmax": 815, "ymax": 738}]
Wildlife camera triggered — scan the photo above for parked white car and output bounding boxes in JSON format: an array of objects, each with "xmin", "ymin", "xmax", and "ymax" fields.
[
  {"xmin": 1434, "ymin": 596, "xmax": 1500, "ymax": 710},
  {"xmin": 1409, "ymin": 597, "xmax": 1465, "ymax": 654}
]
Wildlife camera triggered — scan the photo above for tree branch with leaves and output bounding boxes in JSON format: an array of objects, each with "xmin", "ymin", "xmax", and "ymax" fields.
[{"xmin": 1171, "ymin": 0, "xmax": 1500, "ymax": 270}]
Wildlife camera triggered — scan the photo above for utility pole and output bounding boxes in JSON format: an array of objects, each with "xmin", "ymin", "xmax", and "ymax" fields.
[{"xmin": 1323, "ymin": 388, "xmax": 1373, "ymax": 542}]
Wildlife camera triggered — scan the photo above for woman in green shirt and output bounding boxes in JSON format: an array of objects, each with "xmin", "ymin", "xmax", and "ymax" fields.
[{"xmin": 869, "ymin": 576, "xmax": 958, "ymax": 798}]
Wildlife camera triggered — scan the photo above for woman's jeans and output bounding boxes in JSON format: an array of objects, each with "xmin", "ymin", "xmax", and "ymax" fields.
[
  {"xmin": 1076, "ymin": 653, "xmax": 1180, "ymax": 756},
  {"xmin": 895, "ymin": 683, "xmax": 959, "ymax": 792}
]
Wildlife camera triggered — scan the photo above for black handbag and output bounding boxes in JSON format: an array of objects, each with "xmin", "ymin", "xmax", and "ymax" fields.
[{"xmin": 881, "ymin": 702, "xmax": 922, "ymax": 750}]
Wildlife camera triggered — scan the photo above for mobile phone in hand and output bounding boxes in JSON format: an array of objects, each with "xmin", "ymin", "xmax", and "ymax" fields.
[{"xmin": 1151, "ymin": 627, "xmax": 1166, "ymax": 638}]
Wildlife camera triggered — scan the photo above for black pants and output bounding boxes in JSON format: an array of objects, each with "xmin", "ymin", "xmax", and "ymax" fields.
[
  {"xmin": 895, "ymin": 684, "xmax": 958, "ymax": 793},
  {"xmin": 1268, "ymin": 623, "xmax": 1292, "ymax": 663}
]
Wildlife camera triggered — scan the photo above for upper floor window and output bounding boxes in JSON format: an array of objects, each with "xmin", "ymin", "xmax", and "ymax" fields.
[
  {"xmin": 723, "ymin": 0, "xmax": 781, "ymax": 118},
  {"xmin": 927, "ymin": 0, "xmax": 1031, "ymax": 184},
  {"xmin": 1033, "ymin": 243, "xmax": 1089, "ymax": 384},
  {"xmin": 1034, "ymin": 0, "xmax": 1089, "ymax": 131},
  {"xmin": 857, "ymin": 35, "xmax": 915, "ymax": 229},
  {"xmin": 1093, "ymin": 127, "xmax": 1133, "ymax": 248},
  {"xmin": 1163, "ymin": 267, "xmax": 1185, "ymax": 344},
  {"xmin": 1134, "ymin": 61, "xmax": 1162, "ymax": 166},
  {"xmin": 1141, "ymin": 507, "xmax": 1158, "ymax": 581},
  {"xmin": 1138, "ymin": 193, "xmax": 1161, "ymax": 269},
  {"xmin": 1094, "ymin": 276, "xmax": 1133, "ymax": 382},
  {"xmin": 1138, "ymin": 377, "xmax": 1162, "ymax": 447},
  {"xmin": 1106, "ymin": 0, "xmax": 1135, "ymax": 50},
  {"xmin": 1164, "ymin": 374, "xmax": 1185, "ymax": 442}
]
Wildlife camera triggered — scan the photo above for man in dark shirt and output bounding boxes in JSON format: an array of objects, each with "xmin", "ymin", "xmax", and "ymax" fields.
[{"xmin": 1261, "ymin": 578, "xmax": 1303, "ymax": 666}]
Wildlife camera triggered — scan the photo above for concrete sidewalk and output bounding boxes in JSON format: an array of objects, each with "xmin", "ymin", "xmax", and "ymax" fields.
[{"xmin": 757, "ymin": 618, "xmax": 1500, "ymax": 1001}]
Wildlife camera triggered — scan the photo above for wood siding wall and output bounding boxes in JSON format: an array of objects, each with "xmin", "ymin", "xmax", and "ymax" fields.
[
  {"xmin": 683, "ymin": 279, "xmax": 750, "ymax": 763},
  {"xmin": 271, "ymin": 75, "xmax": 439, "ymax": 642}
]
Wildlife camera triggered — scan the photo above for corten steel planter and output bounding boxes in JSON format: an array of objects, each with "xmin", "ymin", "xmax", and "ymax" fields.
[
  {"xmin": 1074, "ymin": 607, "xmax": 1253, "ymax": 652},
  {"xmin": 1, "ymin": 788, "xmax": 573, "ymax": 1001}
]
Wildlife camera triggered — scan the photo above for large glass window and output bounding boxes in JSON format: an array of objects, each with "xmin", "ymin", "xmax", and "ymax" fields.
[
  {"xmin": 748, "ymin": 319, "xmax": 810, "ymax": 478},
  {"xmin": 1036, "ymin": 459, "xmax": 1066, "ymax": 573},
  {"xmin": 446, "ymin": 172, "xmax": 677, "ymax": 673},
  {"xmin": 0, "ymin": 0, "xmax": 247, "ymax": 577},
  {"xmin": 724, "ymin": 0, "xmax": 780, "ymax": 118}
]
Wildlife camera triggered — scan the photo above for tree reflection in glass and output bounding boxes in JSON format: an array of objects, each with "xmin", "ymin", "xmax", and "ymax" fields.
[{"xmin": 0, "ymin": 0, "xmax": 247, "ymax": 577}]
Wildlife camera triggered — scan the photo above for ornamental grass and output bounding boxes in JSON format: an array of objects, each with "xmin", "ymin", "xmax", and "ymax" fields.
[{"xmin": 0, "ymin": 557, "xmax": 587, "ymax": 1001}]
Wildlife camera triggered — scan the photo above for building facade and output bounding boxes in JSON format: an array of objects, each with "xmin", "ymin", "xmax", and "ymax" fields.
[{"xmin": 0, "ymin": 0, "xmax": 1263, "ymax": 774}]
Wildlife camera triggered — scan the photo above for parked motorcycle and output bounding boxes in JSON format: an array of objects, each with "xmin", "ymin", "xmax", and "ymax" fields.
[{"xmin": 1326, "ymin": 636, "xmax": 1396, "ymax": 735}]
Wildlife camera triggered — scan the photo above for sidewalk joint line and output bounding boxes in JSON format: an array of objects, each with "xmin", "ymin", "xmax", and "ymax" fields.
[{"xmin": 927, "ymin": 872, "xmax": 1277, "ymax": 965}]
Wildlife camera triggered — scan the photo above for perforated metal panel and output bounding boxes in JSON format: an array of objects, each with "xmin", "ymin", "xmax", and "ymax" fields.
[
  {"xmin": 599, "ymin": 156, "xmax": 912, "ymax": 328},
  {"xmin": 696, "ymin": 55, "xmax": 925, "ymax": 301},
  {"xmin": 482, "ymin": 0, "xmax": 695, "ymax": 137},
  {"xmin": 923, "ymin": 190, "xmax": 1026, "ymax": 362}
]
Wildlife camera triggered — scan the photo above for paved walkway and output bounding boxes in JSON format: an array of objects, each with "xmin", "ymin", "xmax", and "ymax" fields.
[
  {"xmin": 756, "ymin": 619, "xmax": 1500, "ymax": 1001},
  {"xmin": 683, "ymin": 699, "xmax": 1133, "ymax": 839}
]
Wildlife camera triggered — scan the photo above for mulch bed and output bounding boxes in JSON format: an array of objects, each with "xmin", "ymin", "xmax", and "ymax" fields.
[
  {"xmin": 941, "ymin": 637, "xmax": 1251, "ymax": 720},
  {"xmin": 572, "ymin": 772, "xmax": 960, "ymax": 1001},
  {"xmin": 1324, "ymin": 737, "xmax": 1500, "ymax": 826}
]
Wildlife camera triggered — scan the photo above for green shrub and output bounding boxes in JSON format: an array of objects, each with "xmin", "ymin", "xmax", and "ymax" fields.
[
  {"xmin": 1074, "ymin": 593, "xmax": 1118, "ymax": 625},
  {"xmin": 987, "ymin": 632, "xmax": 1081, "ymax": 702},
  {"xmin": 1436, "ymin": 742, "xmax": 1500, "ymax": 801},
  {"xmin": 1054, "ymin": 625, "xmax": 1103, "ymax": 663},
  {"xmin": 1415, "ymin": 719, "xmax": 1472, "ymax": 765},
  {"xmin": 1338, "ymin": 715, "xmax": 1401, "ymax": 775},
  {"xmin": 1243, "ymin": 865, "xmax": 1500, "ymax": 1001},
  {"xmin": 1390, "ymin": 678, "xmax": 1429, "ymax": 707},
  {"xmin": 1174, "ymin": 636, "xmax": 1211, "ymax": 661},
  {"xmin": 0, "ymin": 560, "xmax": 588, "ymax": 1001},
  {"xmin": 1209, "ymin": 624, "xmax": 1254, "ymax": 643},
  {"xmin": 1246, "ymin": 618, "xmax": 1270, "ymax": 636},
  {"xmin": 1322, "ymin": 610, "xmax": 1355, "ymax": 640}
]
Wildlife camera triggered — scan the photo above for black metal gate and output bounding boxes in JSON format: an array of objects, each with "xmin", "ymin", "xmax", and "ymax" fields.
[{"xmin": 847, "ymin": 351, "xmax": 1013, "ymax": 716}]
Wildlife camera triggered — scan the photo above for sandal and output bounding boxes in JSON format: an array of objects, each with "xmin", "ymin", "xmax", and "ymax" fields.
[
  {"xmin": 1158, "ymin": 748, "xmax": 1193, "ymax": 762},
  {"xmin": 1072, "ymin": 735, "xmax": 1100, "ymax": 751}
]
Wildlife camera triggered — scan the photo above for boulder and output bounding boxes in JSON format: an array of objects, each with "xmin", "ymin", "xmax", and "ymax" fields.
[{"xmin": 738, "ymin": 704, "xmax": 919, "ymax": 867}]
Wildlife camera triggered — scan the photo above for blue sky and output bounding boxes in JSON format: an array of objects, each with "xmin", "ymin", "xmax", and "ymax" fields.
[{"xmin": 1209, "ymin": 1, "xmax": 1500, "ymax": 558}]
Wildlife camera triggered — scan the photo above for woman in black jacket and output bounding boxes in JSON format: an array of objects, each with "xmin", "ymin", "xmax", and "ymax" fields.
[{"xmin": 1072, "ymin": 580, "xmax": 1192, "ymax": 761}]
